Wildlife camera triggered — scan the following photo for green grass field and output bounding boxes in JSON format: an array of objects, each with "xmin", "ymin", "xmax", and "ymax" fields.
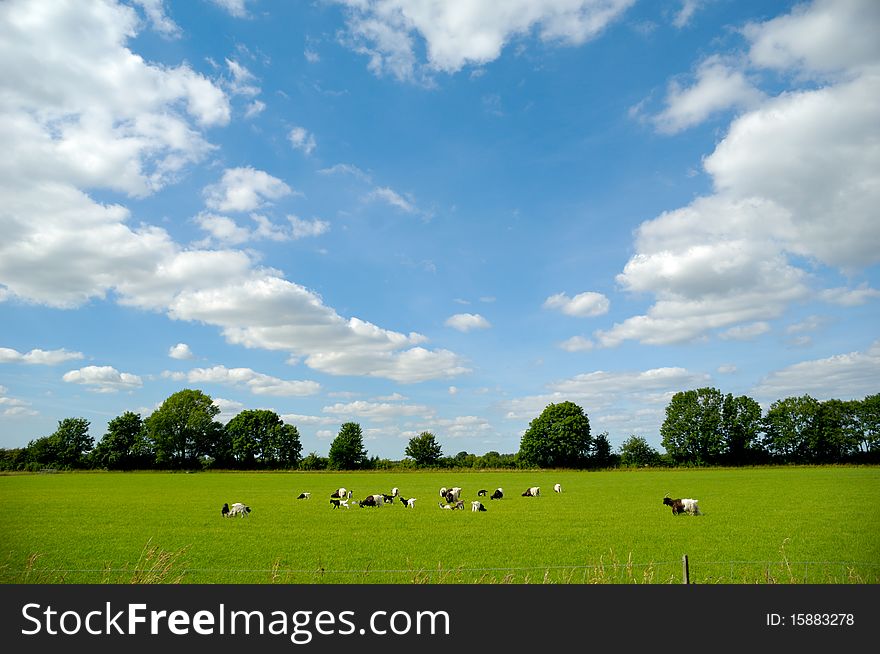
[{"xmin": 1, "ymin": 467, "xmax": 878, "ymax": 584}]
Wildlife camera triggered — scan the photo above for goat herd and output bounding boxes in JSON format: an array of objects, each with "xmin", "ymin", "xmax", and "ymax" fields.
[{"xmin": 220, "ymin": 486, "xmax": 702, "ymax": 518}]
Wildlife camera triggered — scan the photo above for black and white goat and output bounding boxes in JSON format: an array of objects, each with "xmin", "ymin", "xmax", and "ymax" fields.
[
  {"xmin": 553, "ymin": 483, "xmax": 562, "ymax": 493},
  {"xmin": 477, "ymin": 489, "xmax": 488, "ymax": 497},
  {"xmin": 359, "ymin": 496, "xmax": 378, "ymax": 508},
  {"xmin": 228, "ymin": 502, "xmax": 251, "ymax": 517},
  {"xmin": 330, "ymin": 487, "xmax": 348, "ymax": 499},
  {"xmin": 471, "ymin": 500, "xmax": 487, "ymax": 512},
  {"xmin": 399, "ymin": 496, "xmax": 416, "ymax": 508},
  {"xmin": 663, "ymin": 495, "xmax": 702, "ymax": 516},
  {"xmin": 521, "ymin": 486, "xmax": 540, "ymax": 497},
  {"xmin": 490, "ymin": 488, "xmax": 503, "ymax": 500},
  {"xmin": 296, "ymin": 492, "xmax": 311, "ymax": 499},
  {"xmin": 221, "ymin": 502, "xmax": 229, "ymax": 517}
]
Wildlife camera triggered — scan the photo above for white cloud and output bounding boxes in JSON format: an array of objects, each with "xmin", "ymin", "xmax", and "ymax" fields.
[
  {"xmin": 168, "ymin": 343, "xmax": 194, "ymax": 360},
  {"xmin": 752, "ymin": 340, "xmax": 880, "ymax": 402},
  {"xmin": 445, "ymin": 313, "xmax": 491, "ymax": 332},
  {"xmin": 819, "ymin": 284, "xmax": 880, "ymax": 306},
  {"xmin": 289, "ymin": 127, "xmax": 317, "ymax": 155},
  {"xmin": 225, "ymin": 58, "xmax": 261, "ymax": 97},
  {"xmin": 208, "ymin": 0, "xmax": 250, "ymax": 19},
  {"xmin": 305, "ymin": 49, "xmax": 321, "ymax": 63},
  {"xmin": 203, "ymin": 167, "xmax": 293, "ymax": 213},
  {"xmin": 718, "ymin": 321, "xmax": 770, "ymax": 341},
  {"xmin": 212, "ymin": 397, "xmax": 245, "ymax": 424},
  {"xmin": 335, "ymin": 0, "xmax": 636, "ymax": 82},
  {"xmin": 558, "ymin": 336, "xmax": 594, "ymax": 352},
  {"xmin": 366, "ymin": 186, "xmax": 417, "ymax": 213},
  {"xmin": 543, "ymin": 291, "xmax": 609, "ymax": 317},
  {"xmin": 744, "ymin": 0, "xmax": 880, "ymax": 75},
  {"xmin": 322, "ymin": 400, "xmax": 434, "ymax": 421},
  {"xmin": 62, "ymin": 365, "xmax": 143, "ymax": 393},
  {"xmin": 672, "ymin": 0, "xmax": 704, "ymax": 28},
  {"xmin": 0, "ymin": 0, "xmax": 467, "ymax": 386},
  {"xmin": 0, "ymin": 347, "xmax": 84, "ymax": 365},
  {"xmin": 652, "ymin": 56, "xmax": 764, "ymax": 134},
  {"xmin": 0, "ymin": 387, "xmax": 38, "ymax": 418},
  {"xmin": 131, "ymin": 0, "xmax": 181, "ymax": 38},
  {"xmin": 601, "ymin": 1, "xmax": 880, "ymax": 347},
  {"xmin": 244, "ymin": 100, "xmax": 266, "ymax": 118},
  {"xmin": 194, "ymin": 212, "xmax": 252, "ymax": 245},
  {"xmin": 318, "ymin": 163, "xmax": 373, "ymax": 182},
  {"xmin": 185, "ymin": 365, "xmax": 321, "ymax": 397},
  {"xmin": 289, "ymin": 215, "xmax": 330, "ymax": 239},
  {"xmin": 503, "ymin": 366, "xmax": 710, "ymax": 421}
]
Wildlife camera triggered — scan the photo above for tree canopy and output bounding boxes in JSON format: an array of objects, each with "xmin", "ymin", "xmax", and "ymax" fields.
[
  {"xmin": 328, "ymin": 422, "xmax": 369, "ymax": 470},
  {"xmin": 146, "ymin": 389, "xmax": 222, "ymax": 468},
  {"xmin": 517, "ymin": 401, "xmax": 592, "ymax": 468},
  {"xmin": 405, "ymin": 431, "xmax": 443, "ymax": 467}
]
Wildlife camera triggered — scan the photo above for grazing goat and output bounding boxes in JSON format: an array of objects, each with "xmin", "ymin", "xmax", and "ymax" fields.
[
  {"xmin": 400, "ymin": 496, "xmax": 416, "ymax": 508},
  {"xmin": 471, "ymin": 501, "xmax": 487, "ymax": 512},
  {"xmin": 228, "ymin": 502, "xmax": 251, "ymax": 517},
  {"xmin": 382, "ymin": 493, "xmax": 395, "ymax": 504},
  {"xmin": 439, "ymin": 487, "xmax": 448, "ymax": 498},
  {"xmin": 663, "ymin": 495, "xmax": 701, "ymax": 515},
  {"xmin": 439, "ymin": 502, "xmax": 452, "ymax": 510},
  {"xmin": 521, "ymin": 486, "xmax": 540, "ymax": 497},
  {"xmin": 553, "ymin": 483, "xmax": 562, "ymax": 493},
  {"xmin": 452, "ymin": 500, "xmax": 465, "ymax": 510},
  {"xmin": 359, "ymin": 496, "xmax": 378, "ymax": 508},
  {"xmin": 330, "ymin": 487, "xmax": 347, "ymax": 499},
  {"xmin": 221, "ymin": 502, "xmax": 229, "ymax": 517},
  {"xmin": 297, "ymin": 492, "xmax": 311, "ymax": 500},
  {"xmin": 490, "ymin": 488, "xmax": 503, "ymax": 500},
  {"xmin": 391, "ymin": 487, "xmax": 399, "ymax": 497},
  {"xmin": 330, "ymin": 498, "xmax": 350, "ymax": 509},
  {"xmin": 478, "ymin": 489, "xmax": 488, "ymax": 497}
]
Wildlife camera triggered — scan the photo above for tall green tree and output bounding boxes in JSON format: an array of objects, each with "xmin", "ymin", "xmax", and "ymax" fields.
[
  {"xmin": 591, "ymin": 431, "xmax": 615, "ymax": 468},
  {"xmin": 328, "ymin": 422, "xmax": 369, "ymax": 470},
  {"xmin": 91, "ymin": 411, "xmax": 152, "ymax": 469},
  {"xmin": 618, "ymin": 435, "xmax": 660, "ymax": 467},
  {"xmin": 660, "ymin": 388, "xmax": 725, "ymax": 465},
  {"xmin": 857, "ymin": 393, "xmax": 880, "ymax": 453},
  {"xmin": 146, "ymin": 389, "xmax": 222, "ymax": 468},
  {"xmin": 225, "ymin": 409, "xmax": 301, "ymax": 468},
  {"xmin": 813, "ymin": 399, "xmax": 861, "ymax": 462},
  {"xmin": 762, "ymin": 395, "xmax": 821, "ymax": 462},
  {"xmin": 405, "ymin": 431, "xmax": 443, "ymax": 467},
  {"xmin": 518, "ymin": 401, "xmax": 592, "ymax": 468},
  {"xmin": 26, "ymin": 418, "xmax": 93, "ymax": 469},
  {"xmin": 721, "ymin": 393, "xmax": 764, "ymax": 465}
]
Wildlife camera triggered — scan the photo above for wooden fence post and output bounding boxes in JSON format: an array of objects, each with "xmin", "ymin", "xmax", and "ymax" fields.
[{"xmin": 682, "ymin": 554, "xmax": 690, "ymax": 585}]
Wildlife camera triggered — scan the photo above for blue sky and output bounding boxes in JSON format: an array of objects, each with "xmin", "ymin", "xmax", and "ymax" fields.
[{"xmin": 1, "ymin": 0, "xmax": 878, "ymax": 458}]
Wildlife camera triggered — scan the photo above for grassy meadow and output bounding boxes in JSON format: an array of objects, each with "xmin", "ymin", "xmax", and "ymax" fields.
[{"xmin": 1, "ymin": 467, "xmax": 878, "ymax": 584}]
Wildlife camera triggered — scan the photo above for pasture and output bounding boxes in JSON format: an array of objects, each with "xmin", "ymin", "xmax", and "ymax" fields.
[{"xmin": 1, "ymin": 467, "xmax": 878, "ymax": 584}]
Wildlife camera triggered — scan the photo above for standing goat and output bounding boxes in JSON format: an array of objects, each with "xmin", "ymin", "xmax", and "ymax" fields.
[{"xmin": 663, "ymin": 495, "xmax": 702, "ymax": 516}]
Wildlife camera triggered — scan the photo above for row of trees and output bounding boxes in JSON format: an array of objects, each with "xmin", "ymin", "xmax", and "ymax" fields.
[{"xmin": 0, "ymin": 388, "xmax": 877, "ymax": 472}]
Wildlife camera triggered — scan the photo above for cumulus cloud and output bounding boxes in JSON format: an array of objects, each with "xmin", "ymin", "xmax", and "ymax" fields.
[
  {"xmin": 0, "ymin": 386, "xmax": 38, "ymax": 418},
  {"xmin": 0, "ymin": 0, "xmax": 468, "ymax": 385},
  {"xmin": 335, "ymin": 0, "xmax": 636, "ymax": 82},
  {"xmin": 600, "ymin": 0, "xmax": 880, "ymax": 347},
  {"xmin": 819, "ymin": 285, "xmax": 880, "ymax": 306},
  {"xmin": 203, "ymin": 167, "xmax": 293, "ymax": 213},
  {"xmin": 718, "ymin": 321, "xmax": 771, "ymax": 341},
  {"xmin": 672, "ymin": 0, "xmax": 705, "ymax": 28},
  {"xmin": 651, "ymin": 56, "xmax": 764, "ymax": 134},
  {"xmin": 289, "ymin": 215, "xmax": 330, "ymax": 239},
  {"xmin": 503, "ymin": 366, "xmax": 710, "ymax": 424},
  {"xmin": 62, "ymin": 365, "xmax": 143, "ymax": 393},
  {"xmin": 185, "ymin": 365, "xmax": 321, "ymax": 397},
  {"xmin": 168, "ymin": 343, "xmax": 194, "ymax": 360},
  {"xmin": 558, "ymin": 336, "xmax": 594, "ymax": 352},
  {"xmin": 543, "ymin": 291, "xmax": 609, "ymax": 317},
  {"xmin": 445, "ymin": 313, "xmax": 492, "ymax": 332},
  {"xmin": 752, "ymin": 340, "xmax": 880, "ymax": 402},
  {"xmin": 0, "ymin": 347, "xmax": 84, "ymax": 365}
]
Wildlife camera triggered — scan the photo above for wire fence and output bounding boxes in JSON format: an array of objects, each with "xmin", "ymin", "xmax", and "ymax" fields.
[{"xmin": 4, "ymin": 557, "xmax": 879, "ymax": 585}]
